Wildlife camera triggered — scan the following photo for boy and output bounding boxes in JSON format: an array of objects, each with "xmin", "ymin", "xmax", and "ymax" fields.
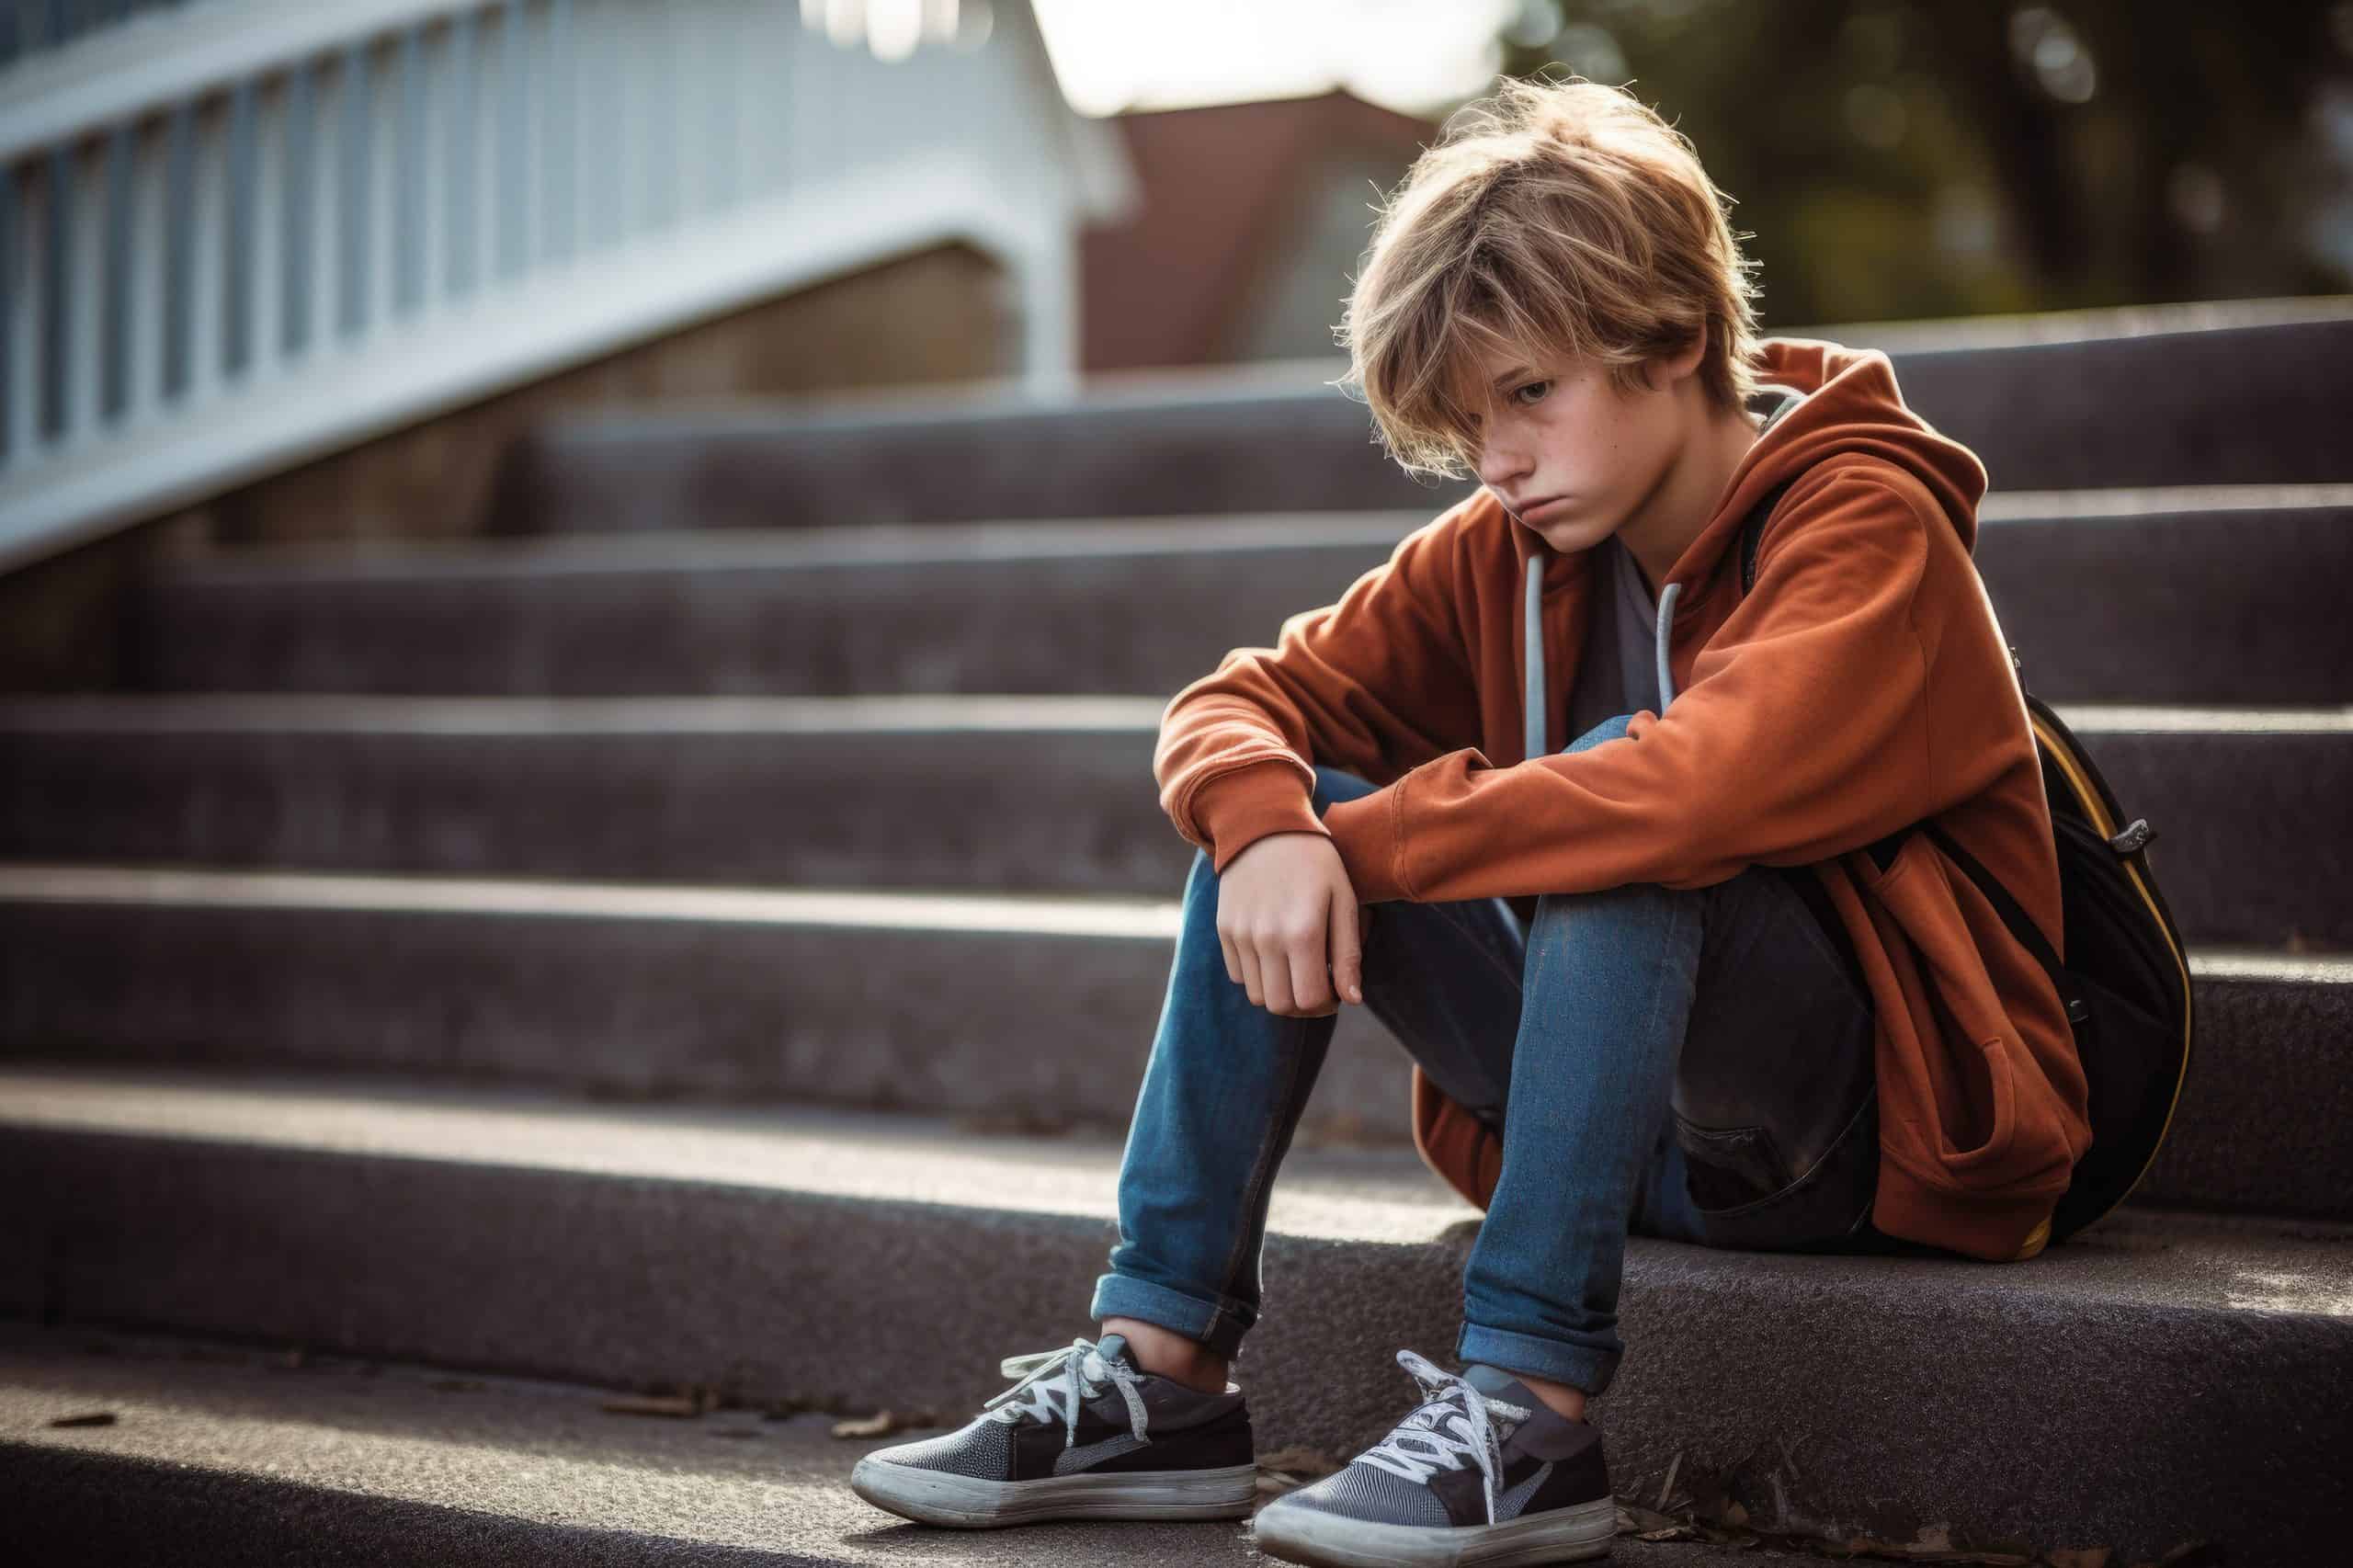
[{"xmin": 849, "ymin": 74, "xmax": 2090, "ymax": 1566}]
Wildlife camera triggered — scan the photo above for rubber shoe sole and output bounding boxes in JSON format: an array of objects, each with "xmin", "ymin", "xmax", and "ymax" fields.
[
  {"xmin": 847, "ymin": 1454, "xmax": 1259, "ymax": 1528},
  {"xmin": 1251, "ymin": 1492, "xmax": 1616, "ymax": 1567}
]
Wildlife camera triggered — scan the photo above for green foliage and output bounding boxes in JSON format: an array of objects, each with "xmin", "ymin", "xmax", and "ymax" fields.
[{"xmin": 1493, "ymin": 0, "xmax": 2352, "ymax": 325}]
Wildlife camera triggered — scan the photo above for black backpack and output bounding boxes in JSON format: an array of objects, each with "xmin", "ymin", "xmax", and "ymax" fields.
[{"xmin": 1737, "ymin": 478, "xmax": 2195, "ymax": 1248}]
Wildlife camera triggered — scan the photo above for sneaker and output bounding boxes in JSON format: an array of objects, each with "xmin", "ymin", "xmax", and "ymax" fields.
[
  {"xmin": 1251, "ymin": 1349, "xmax": 1615, "ymax": 1567},
  {"xmin": 847, "ymin": 1332, "xmax": 1258, "ymax": 1528}
]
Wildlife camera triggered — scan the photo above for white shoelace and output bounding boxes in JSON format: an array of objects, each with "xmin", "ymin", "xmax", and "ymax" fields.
[
  {"xmin": 981, "ymin": 1336, "xmax": 1151, "ymax": 1452},
  {"xmin": 1355, "ymin": 1349, "xmax": 1532, "ymax": 1526}
]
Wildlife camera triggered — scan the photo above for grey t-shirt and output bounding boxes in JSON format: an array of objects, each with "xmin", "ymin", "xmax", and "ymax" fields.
[{"xmin": 1560, "ymin": 534, "xmax": 1662, "ymax": 749}]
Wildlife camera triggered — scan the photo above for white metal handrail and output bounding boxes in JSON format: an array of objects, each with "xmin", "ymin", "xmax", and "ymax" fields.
[
  {"xmin": 0, "ymin": 0, "xmax": 1133, "ymax": 571},
  {"xmin": 0, "ymin": 1, "xmax": 211, "ymax": 78}
]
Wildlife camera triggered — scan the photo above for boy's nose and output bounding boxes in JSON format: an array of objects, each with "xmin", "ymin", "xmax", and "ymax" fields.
[{"xmin": 1476, "ymin": 443, "xmax": 1531, "ymax": 490}]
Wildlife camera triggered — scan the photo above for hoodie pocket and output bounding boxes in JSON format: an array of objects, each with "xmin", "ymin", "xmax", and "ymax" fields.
[
  {"xmin": 1856, "ymin": 834, "xmax": 2025, "ymax": 1176},
  {"xmin": 1940, "ymin": 1033, "xmax": 2023, "ymax": 1173}
]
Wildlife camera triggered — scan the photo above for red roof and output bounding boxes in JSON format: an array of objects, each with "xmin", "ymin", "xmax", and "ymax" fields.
[{"xmin": 1082, "ymin": 90, "xmax": 1438, "ymax": 372}]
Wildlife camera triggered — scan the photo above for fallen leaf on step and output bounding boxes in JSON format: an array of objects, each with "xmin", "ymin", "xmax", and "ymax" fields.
[
  {"xmin": 1836, "ymin": 1534, "xmax": 2034, "ymax": 1563},
  {"xmin": 953, "ymin": 1108, "xmax": 1076, "ymax": 1138},
  {"xmin": 1253, "ymin": 1445, "xmax": 1344, "ymax": 1496},
  {"xmin": 1256, "ymin": 1446, "xmax": 1341, "ymax": 1480},
  {"xmin": 601, "ymin": 1394, "xmax": 704, "ymax": 1418},
  {"xmin": 47, "ymin": 1411, "xmax": 117, "ymax": 1428},
  {"xmin": 1617, "ymin": 1500, "xmax": 1702, "ymax": 1540},
  {"xmin": 176, "ymin": 1346, "xmax": 245, "ymax": 1365},
  {"xmin": 831, "ymin": 1409, "xmax": 936, "ymax": 1438}
]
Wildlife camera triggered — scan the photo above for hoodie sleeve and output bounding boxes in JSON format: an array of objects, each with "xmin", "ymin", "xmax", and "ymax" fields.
[
  {"xmin": 1155, "ymin": 503, "xmax": 1484, "ymax": 874},
  {"xmin": 1322, "ymin": 466, "xmax": 2009, "ymax": 902}
]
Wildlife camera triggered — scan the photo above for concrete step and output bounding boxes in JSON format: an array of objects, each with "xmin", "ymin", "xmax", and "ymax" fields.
[
  {"xmin": 0, "ymin": 1329, "xmax": 1915, "ymax": 1568},
  {"xmin": 1, "ymin": 1068, "xmax": 2341, "ymax": 1563},
  {"xmin": 490, "ymin": 300, "xmax": 2353, "ymax": 534},
  {"xmin": 2, "ymin": 696, "xmax": 2344, "ymax": 951},
  {"xmin": 0, "ymin": 1324, "xmax": 1339, "ymax": 1568},
  {"xmin": 0, "ymin": 865, "xmax": 2340, "ymax": 1219},
  {"xmin": 122, "ymin": 491, "xmax": 2353, "ymax": 706}
]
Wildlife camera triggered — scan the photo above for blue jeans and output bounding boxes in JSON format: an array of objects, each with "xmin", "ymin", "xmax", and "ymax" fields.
[{"xmin": 1091, "ymin": 713, "xmax": 1894, "ymax": 1397}]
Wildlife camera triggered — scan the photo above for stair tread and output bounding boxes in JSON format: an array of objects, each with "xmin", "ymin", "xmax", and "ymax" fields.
[
  {"xmin": 0, "ymin": 1321, "xmax": 1792, "ymax": 1566},
  {"xmin": 6, "ymin": 1065, "xmax": 2350, "ymax": 1312},
  {"xmin": 140, "ymin": 483, "xmax": 2353, "ymax": 582},
  {"xmin": 117, "ymin": 494, "xmax": 2353, "ymax": 708},
  {"xmin": 0, "ymin": 862, "xmax": 2344, "ymax": 988},
  {"xmin": 2, "ymin": 690, "xmax": 2347, "ymax": 733},
  {"xmin": 3, "ymin": 862, "xmax": 2349, "ymax": 967}
]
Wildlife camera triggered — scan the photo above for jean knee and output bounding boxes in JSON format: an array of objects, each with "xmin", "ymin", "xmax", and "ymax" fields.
[
  {"xmin": 1562, "ymin": 712, "xmax": 1636, "ymax": 756},
  {"xmin": 1529, "ymin": 875, "xmax": 1685, "ymax": 938},
  {"xmin": 1310, "ymin": 764, "xmax": 1380, "ymax": 816},
  {"xmin": 1535, "ymin": 715, "xmax": 1653, "ymax": 907},
  {"xmin": 1529, "ymin": 709, "xmax": 1685, "ymax": 927}
]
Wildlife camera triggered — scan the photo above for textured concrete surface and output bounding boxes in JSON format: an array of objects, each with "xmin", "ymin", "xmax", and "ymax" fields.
[
  {"xmin": 1969, "ymin": 495, "xmax": 2353, "ymax": 705},
  {"xmin": 494, "ymin": 303, "xmax": 2353, "ymax": 536},
  {"xmin": 1, "ymin": 694, "xmax": 2344, "ymax": 949},
  {"xmin": 0, "ymin": 870, "xmax": 2343, "ymax": 1214},
  {"xmin": 1, "ymin": 1068, "xmax": 2347, "ymax": 1562},
  {"xmin": 0, "ymin": 1324, "xmax": 1792, "ymax": 1567},
  {"xmin": 119, "ymin": 495, "xmax": 2353, "ymax": 705}
]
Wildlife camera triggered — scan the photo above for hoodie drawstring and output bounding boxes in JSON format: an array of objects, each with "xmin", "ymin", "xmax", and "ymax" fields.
[
  {"xmin": 1654, "ymin": 581, "xmax": 1682, "ymax": 714},
  {"xmin": 1522, "ymin": 557, "xmax": 1546, "ymax": 761},
  {"xmin": 1526, "ymin": 553, "xmax": 1684, "ymax": 755}
]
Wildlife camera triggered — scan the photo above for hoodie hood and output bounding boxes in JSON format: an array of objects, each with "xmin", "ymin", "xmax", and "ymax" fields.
[
  {"xmin": 1515, "ymin": 336, "xmax": 1994, "ymax": 722},
  {"xmin": 1512, "ymin": 336, "xmax": 1991, "ymax": 579}
]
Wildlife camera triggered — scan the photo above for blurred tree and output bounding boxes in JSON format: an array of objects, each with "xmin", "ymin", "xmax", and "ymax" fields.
[{"xmin": 1491, "ymin": 0, "xmax": 2352, "ymax": 326}]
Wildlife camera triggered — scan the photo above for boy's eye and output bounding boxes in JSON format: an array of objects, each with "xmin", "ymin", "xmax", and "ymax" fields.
[{"xmin": 1512, "ymin": 381, "xmax": 1552, "ymax": 405}]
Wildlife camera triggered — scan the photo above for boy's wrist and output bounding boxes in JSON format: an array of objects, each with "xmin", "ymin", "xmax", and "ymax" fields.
[
  {"xmin": 1321, "ymin": 790, "xmax": 1409, "ymax": 903},
  {"xmin": 1193, "ymin": 762, "xmax": 1325, "ymax": 875}
]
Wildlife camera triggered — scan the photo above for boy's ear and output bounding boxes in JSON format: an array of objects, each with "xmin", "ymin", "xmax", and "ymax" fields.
[{"xmin": 1651, "ymin": 324, "xmax": 1710, "ymax": 391}]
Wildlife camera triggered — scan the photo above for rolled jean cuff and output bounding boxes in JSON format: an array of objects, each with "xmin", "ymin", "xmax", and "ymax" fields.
[
  {"xmin": 1091, "ymin": 1271, "xmax": 1253, "ymax": 1360},
  {"xmin": 1456, "ymin": 1322, "xmax": 1620, "ymax": 1399}
]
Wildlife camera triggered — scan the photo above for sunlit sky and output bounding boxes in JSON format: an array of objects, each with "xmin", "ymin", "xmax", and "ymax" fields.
[{"xmin": 1030, "ymin": 0, "xmax": 1525, "ymax": 119}]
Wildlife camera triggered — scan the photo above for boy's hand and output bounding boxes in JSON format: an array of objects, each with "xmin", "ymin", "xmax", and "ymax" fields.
[{"xmin": 1214, "ymin": 832, "xmax": 1367, "ymax": 1017}]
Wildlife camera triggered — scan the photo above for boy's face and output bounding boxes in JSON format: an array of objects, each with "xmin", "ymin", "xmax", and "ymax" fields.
[{"xmin": 1462, "ymin": 338, "xmax": 1693, "ymax": 555}]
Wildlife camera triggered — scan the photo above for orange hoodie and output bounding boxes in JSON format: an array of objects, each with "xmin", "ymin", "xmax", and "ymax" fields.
[{"xmin": 1153, "ymin": 337, "xmax": 2093, "ymax": 1263}]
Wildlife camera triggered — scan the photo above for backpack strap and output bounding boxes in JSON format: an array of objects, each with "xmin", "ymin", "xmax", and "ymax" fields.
[
  {"xmin": 1922, "ymin": 821, "xmax": 2067, "ymax": 988},
  {"xmin": 1737, "ymin": 478, "xmax": 1797, "ymax": 597},
  {"xmin": 1745, "ymin": 499, "xmax": 2071, "ymax": 1003},
  {"xmin": 1727, "ymin": 405, "xmax": 2066, "ymax": 1006},
  {"xmin": 1727, "ymin": 389, "xmax": 2056, "ymax": 965},
  {"xmin": 1735, "ymin": 385, "xmax": 1809, "ymax": 595}
]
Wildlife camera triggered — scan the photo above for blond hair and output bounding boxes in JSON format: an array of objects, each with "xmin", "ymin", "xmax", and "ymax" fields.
[{"xmin": 1336, "ymin": 74, "xmax": 1764, "ymax": 480}]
